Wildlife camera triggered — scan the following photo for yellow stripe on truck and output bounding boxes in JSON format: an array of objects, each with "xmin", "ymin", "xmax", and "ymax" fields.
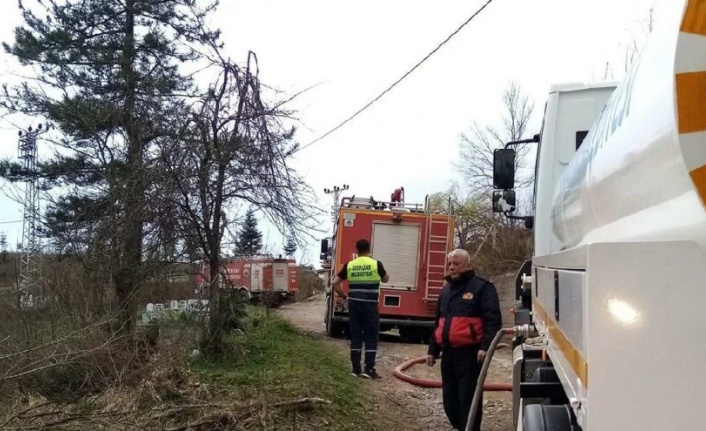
[
  {"xmin": 532, "ymin": 298, "xmax": 589, "ymax": 387},
  {"xmin": 681, "ymin": 0, "xmax": 706, "ymax": 36}
]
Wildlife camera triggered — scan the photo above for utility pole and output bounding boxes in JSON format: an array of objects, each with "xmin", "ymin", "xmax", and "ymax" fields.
[
  {"xmin": 323, "ymin": 184, "xmax": 349, "ymax": 227},
  {"xmin": 321, "ymin": 184, "xmax": 349, "ymax": 266},
  {"xmin": 17, "ymin": 123, "xmax": 47, "ymax": 307}
]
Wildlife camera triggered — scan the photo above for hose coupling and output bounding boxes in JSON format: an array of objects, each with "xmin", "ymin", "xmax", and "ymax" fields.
[{"xmin": 512, "ymin": 323, "xmax": 535, "ymax": 338}]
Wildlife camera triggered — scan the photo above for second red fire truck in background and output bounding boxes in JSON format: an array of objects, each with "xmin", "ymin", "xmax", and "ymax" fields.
[{"xmin": 194, "ymin": 256, "xmax": 298, "ymax": 305}]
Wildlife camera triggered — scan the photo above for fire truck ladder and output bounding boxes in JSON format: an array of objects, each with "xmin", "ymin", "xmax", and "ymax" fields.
[{"xmin": 423, "ymin": 195, "xmax": 453, "ymax": 303}]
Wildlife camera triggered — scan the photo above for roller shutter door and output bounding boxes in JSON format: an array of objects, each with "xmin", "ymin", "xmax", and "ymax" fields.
[{"xmin": 371, "ymin": 222, "xmax": 420, "ymax": 290}]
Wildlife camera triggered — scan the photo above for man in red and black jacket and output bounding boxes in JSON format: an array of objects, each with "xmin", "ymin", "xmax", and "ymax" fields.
[{"xmin": 427, "ymin": 249, "xmax": 502, "ymax": 431}]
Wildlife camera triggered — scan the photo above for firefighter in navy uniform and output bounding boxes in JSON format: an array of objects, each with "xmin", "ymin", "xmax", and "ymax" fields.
[
  {"xmin": 426, "ymin": 249, "xmax": 502, "ymax": 431},
  {"xmin": 331, "ymin": 239, "xmax": 389, "ymax": 379}
]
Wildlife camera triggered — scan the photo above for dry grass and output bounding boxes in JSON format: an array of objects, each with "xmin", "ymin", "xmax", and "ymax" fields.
[
  {"xmin": 0, "ymin": 308, "xmax": 380, "ymax": 431},
  {"xmin": 1, "ymin": 357, "xmax": 216, "ymax": 430}
]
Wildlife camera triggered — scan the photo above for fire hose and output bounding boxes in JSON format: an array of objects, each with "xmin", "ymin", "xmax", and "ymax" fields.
[
  {"xmin": 392, "ymin": 328, "xmax": 515, "ymax": 431},
  {"xmin": 392, "ymin": 348, "xmax": 513, "ymax": 391},
  {"xmin": 465, "ymin": 328, "xmax": 515, "ymax": 431}
]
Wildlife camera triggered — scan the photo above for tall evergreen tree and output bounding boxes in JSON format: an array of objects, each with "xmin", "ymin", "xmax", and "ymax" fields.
[
  {"xmin": 235, "ymin": 210, "xmax": 262, "ymax": 256},
  {"xmin": 283, "ymin": 234, "xmax": 297, "ymax": 258},
  {"xmin": 0, "ymin": 0, "xmax": 221, "ymax": 333}
]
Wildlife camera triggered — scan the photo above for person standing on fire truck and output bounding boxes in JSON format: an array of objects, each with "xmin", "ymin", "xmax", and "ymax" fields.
[
  {"xmin": 426, "ymin": 249, "xmax": 502, "ymax": 431},
  {"xmin": 331, "ymin": 238, "xmax": 389, "ymax": 380}
]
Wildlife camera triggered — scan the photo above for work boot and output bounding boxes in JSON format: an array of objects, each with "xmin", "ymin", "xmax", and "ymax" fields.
[{"xmin": 361, "ymin": 370, "xmax": 382, "ymax": 380}]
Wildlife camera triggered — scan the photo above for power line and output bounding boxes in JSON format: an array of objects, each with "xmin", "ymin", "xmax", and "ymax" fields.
[
  {"xmin": 0, "ymin": 220, "xmax": 22, "ymax": 224},
  {"xmin": 294, "ymin": 0, "xmax": 497, "ymax": 154}
]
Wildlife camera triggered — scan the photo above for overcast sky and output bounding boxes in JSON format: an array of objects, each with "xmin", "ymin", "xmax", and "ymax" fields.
[{"xmin": 0, "ymin": 0, "xmax": 656, "ymax": 268}]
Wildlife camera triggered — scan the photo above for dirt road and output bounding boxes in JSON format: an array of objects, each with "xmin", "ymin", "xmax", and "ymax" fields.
[{"xmin": 276, "ymin": 276, "xmax": 516, "ymax": 431}]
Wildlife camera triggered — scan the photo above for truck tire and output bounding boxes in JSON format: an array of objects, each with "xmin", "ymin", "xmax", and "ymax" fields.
[
  {"xmin": 325, "ymin": 295, "xmax": 345, "ymax": 338},
  {"xmin": 399, "ymin": 327, "xmax": 430, "ymax": 344},
  {"xmin": 326, "ymin": 317, "xmax": 345, "ymax": 338},
  {"xmin": 237, "ymin": 289, "xmax": 250, "ymax": 302},
  {"xmin": 522, "ymin": 404, "xmax": 580, "ymax": 431}
]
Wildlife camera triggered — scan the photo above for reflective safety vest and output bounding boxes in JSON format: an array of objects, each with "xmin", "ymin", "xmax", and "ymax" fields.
[{"xmin": 346, "ymin": 256, "xmax": 382, "ymax": 302}]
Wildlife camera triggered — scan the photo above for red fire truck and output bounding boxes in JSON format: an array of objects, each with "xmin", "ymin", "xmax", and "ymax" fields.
[
  {"xmin": 194, "ymin": 256, "xmax": 298, "ymax": 305},
  {"xmin": 320, "ymin": 187, "xmax": 455, "ymax": 343}
]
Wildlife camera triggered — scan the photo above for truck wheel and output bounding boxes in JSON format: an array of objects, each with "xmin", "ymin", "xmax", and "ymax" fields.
[
  {"xmin": 326, "ymin": 316, "xmax": 345, "ymax": 338},
  {"xmin": 325, "ymin": 295, "xmax": 345, "ymax": 338},
  {"xmin": 237, "ymin": 289, "xmax": 250, "ymax": 302},
  {"xmin": 419, "ymin": 329, "xmax": 432, "ymax": 344},
  {"xmin": 399, "ymin": 327, "xmax": 415, "ymax": 343},
  {"xmin": 399, "ymin": 327, "xmax": 431, "ymax": 344}
]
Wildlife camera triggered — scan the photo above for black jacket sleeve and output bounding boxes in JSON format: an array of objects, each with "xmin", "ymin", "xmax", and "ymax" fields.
[
  {"xmin": 336, "ymin": 263, "xmax": 348, "ymax": 280},
  {"xmin": 377, "ymin": 261, "xmax": 387, "ymax": 278},
  {"xmin": 479, "ymin": 281, "xmax": 503, "ymax": 351},
  {"xmin": 427, "ymin": 293, "xmax": 442, "ymax": 358}
]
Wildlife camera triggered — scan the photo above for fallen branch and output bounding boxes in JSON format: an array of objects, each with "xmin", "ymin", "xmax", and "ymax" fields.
[
  {"xmin": 151, "ymin": 403, "xmax": 226, "ymax": 420},
  {"xmin": 273, "ymin": 397, "xmax": 331, "ymax": 410},
  {"xmin": 16, "ymin": 414, "xmax": 84, "ymax": 430},
  {"xmin": 162, "ymin": 413, "xmax": 236, "ymax": 431},
  {"xmin": 0, "ymin": 401, "xmax": 52, "ymax": 428},
  {"xmin": 385, "ymin": 393, "xmax": 405, "ymax": 408},
  {"xmin": 18, "ymin": 409, "xmax": 70, "ymax": 421}
]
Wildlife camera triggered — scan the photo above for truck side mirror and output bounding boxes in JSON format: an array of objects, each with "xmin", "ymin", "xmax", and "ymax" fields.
[
  {"xmin": 493, "ymin": 148, "xmax": 516, "ymax": 190},
  {"xmin": 320, "ymin": 239, "xmax": 330, "ymax": 261},
  {"xmin": 492, "ymin": 190, "xmax": 516, "ymax": 213}
]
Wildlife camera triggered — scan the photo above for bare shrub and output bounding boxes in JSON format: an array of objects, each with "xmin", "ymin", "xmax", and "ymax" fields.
[
  {"xmin": 464, "ymin": 219, "xmax": 533, "ymax": 276},
  {"xmin": 0, "ymin": 257, "xmax": 176, "ymax": 402},
  {"xmin": 450, "ymin": 81, "xmax": 538, "ymax": 276},
  {"xmin": 428, "ymin": 186, "xmax": 533, "ymax": 277},
  {"xmin": 295, "ymin": 267, "xmax": 324, "ymax": 301}
]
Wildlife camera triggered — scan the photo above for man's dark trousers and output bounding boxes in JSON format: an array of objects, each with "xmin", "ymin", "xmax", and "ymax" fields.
[
  {"xmin": 348, "ymin": 299, "xmax": 380, "ymax": 373},
  {"xmin": 441, "ymin": 345, "xmax": 483, "ymax": 431}
]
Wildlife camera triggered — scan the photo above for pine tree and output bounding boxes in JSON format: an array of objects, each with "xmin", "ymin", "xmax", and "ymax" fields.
[
  {"xmin": 283, "ymin": 235, "xmax": 297, "ymax": 258},
  {"xmin": 0, "ymin": 0, "xmax": 221, "ymax": 334},
  {"xmin": 235, "ymin": 210, "xmax": 262, "ymax": 256}
]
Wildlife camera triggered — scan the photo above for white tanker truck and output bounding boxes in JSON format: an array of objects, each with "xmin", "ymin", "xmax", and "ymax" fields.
[{"xmin": 490, "ymin": 0, "xmax": 706, "ymax": 429}]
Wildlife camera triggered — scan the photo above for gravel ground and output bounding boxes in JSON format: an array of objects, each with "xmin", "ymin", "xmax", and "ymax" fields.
[{"xmin": 276, "ymin": 275, "xmax": 517, "ymax": 431}]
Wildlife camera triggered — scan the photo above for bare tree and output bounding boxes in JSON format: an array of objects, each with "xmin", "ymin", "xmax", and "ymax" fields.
[
  {"xmin": 427, "ymin": 183, "xmax": 533, "ymax": 276},
  {"xmin": 455, "ymin": 80, "xmax": 535, "ymax": 195},
  {"xmin": 603, "ymin": 5, "xmax": 655, "ymax": 79},
  {"xmin": 440, "ymin": 81, "xmax": 538, "ymax": 275},
  {"xmin": 154, "ymin": 53, "xmax": 322, "ymax": 354}
]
